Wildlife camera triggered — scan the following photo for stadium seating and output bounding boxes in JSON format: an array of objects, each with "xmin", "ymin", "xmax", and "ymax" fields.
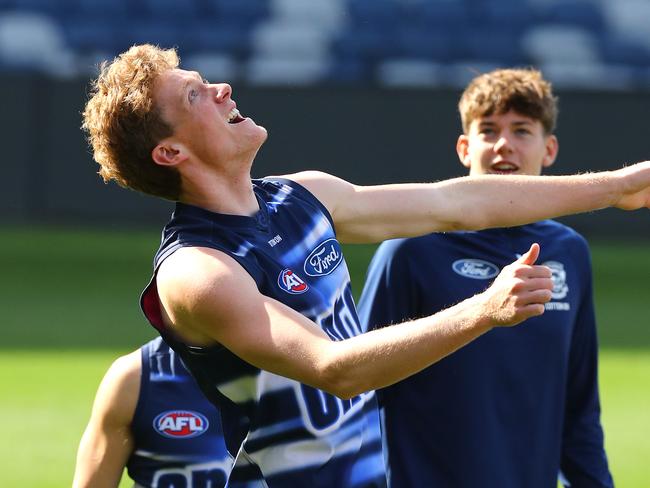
[{"xmin": 0, "ymin": 0, "xmax": 648, "ymax": 88}]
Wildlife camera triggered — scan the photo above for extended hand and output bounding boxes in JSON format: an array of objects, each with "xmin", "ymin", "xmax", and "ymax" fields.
[
  {"xmin": 479, "ymin": 243, "xmax": 553, "ymax": 327},
  {"xmin": 612, "ymin": 161, "xmax": 650, "ymax": 210}
]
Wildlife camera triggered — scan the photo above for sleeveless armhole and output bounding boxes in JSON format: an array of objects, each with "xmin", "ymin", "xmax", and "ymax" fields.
[
  {"xmin": 131, "ymin": 343, "xmax": 149, "ymax": 428},
  {"xmin": 262, "ymin": 177, "xmax": 336, "ymax": 232}
]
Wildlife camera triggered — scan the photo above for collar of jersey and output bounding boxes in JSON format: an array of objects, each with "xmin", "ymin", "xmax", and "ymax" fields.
[{"xmin": 174, "ymin": 191, "xmax": 270, "ymax": 231}]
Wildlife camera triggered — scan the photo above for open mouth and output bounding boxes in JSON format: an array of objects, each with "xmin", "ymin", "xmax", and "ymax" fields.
[
  {"xmin": 227, "ymin": 107, "xmax": 246, "ymax": 124},
  {"xmin": 490, "ymin": 162, "xmax": 518, "ymax": 174}
]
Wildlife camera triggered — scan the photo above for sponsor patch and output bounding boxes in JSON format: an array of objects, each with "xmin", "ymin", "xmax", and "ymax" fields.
[
  {"xmin": 452, "ymin": 259, "xmax": 500, "ymax": 280},
  {"xmin": 153, "ymin": 410, "xmax": 209, "ymax": 439},
  {"xmin": 304, "ymin": 238, "xmax": 343, "ymax": 277},
  {"xmin": 278, "ymin": 268, "xmax": 309, "ymax": 294}
]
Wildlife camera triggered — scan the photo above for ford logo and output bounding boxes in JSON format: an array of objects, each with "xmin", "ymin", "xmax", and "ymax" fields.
[
  {"xmin": 452, "ymin": 259, "xmax": 499, "ymax": 280},
  {"xmin": 304, "ymin": 238, "xmax": 343, "ymax": 277}
]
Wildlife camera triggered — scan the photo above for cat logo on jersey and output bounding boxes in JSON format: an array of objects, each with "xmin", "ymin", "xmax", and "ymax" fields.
[
  {"xmin": 543, "ymin": 260, "xmax": 569, "ymax": 300},
  {"xmin": 153, "ymin": 410, "xmax": 209, "ymax": 439},
  {"xmin": 278, "ymin": 268, "xmax": 309, "ymax": 294}
]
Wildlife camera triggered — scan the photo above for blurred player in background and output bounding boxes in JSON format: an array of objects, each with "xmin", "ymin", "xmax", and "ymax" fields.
[
  {"xmin": 81, "ymin": 44, "xmax": 650, "ymax": 486},
  {"xmin": 359, "ymin": 68, "xmax": 614, "ymax": 488},
  {"xmin": 73, "ymin": 337, "xmax": 232, "ymax": 488}
]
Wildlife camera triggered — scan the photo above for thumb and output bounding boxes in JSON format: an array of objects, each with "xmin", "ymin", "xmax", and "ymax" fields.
[{"xmin": 517, "ymin": 243, "xmax": 540, "ymax": 266}]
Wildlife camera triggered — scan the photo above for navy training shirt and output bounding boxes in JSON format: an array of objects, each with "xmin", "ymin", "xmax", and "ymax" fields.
[{"xmin": 358, "ymin": 221, "xmax": 613, "ymax": 488}]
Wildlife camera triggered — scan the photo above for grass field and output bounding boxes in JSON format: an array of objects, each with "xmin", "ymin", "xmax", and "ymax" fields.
[{"xmin": 0, "ymin": 227, "xmax": 648, "ymax": 486}]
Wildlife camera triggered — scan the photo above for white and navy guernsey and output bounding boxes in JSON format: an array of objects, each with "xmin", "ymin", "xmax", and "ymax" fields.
[
  {"xmin": 126, "ymin": 337, "xmax": 232, "ymax": 488},
  {"xmin": 358, "ymin": 221, "xmax": 613, "ymax": 488},
  {"xmin": 141, "ymin": 178, "xmax": 385, "ymax": 488}
]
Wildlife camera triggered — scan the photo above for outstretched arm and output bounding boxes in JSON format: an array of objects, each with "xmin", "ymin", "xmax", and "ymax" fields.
[
  {"xmin": 289, "ymin": 161, "xmax": 650, "ymax": 243},
  {"xmin": 73, "ymin": 352, "xmax": 140, "ymax": 488},
  {"xmin": 157, "ymin": 244, "xmax": 552, "ymax": 399}
]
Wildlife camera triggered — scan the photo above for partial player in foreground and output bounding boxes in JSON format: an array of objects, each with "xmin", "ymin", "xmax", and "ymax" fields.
[
  {"xmin": 359, "ymin": 68, "xmax": 614, "ymax": 488},
  {"xmin": 73, "ymin": 337, "xmax": 232, "ymax": 488},
  {"xmin": 82, "ymin": 44, "xmax": 649, "ymax": 487}
]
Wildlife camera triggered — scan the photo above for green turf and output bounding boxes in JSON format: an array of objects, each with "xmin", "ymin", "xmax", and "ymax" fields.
[
  {"xmin": 1, "ymin": 349, "xmax": 647, "ymax": 487},
  {"xmin": 1, "ymin": 228, "xmax": 648, "ymax": 486},
  {"xmin": 1, "ymin": 226, "xmax": 159, "ymax": 348}
]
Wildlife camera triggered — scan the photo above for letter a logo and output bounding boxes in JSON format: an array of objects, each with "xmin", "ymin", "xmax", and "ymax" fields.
[{"xmin": 278, "ymin": 268, "xmax": 309, "ymax": 294}]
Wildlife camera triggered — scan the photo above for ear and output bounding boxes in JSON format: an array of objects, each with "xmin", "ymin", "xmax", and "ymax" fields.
[
  {"xmin": 456, "ymin": 134, "xmax": 472, "ymax": 169},
  {"xmin": 542, "ymin": 134, "xmax": 559, "ymax": 169},
  {"xmin": 151, "ymin": 140, "xmax": 189, "ymax": 167}
]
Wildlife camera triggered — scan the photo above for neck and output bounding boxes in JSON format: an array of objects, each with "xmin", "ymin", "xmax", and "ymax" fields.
[{"xmin": 178, "ymin": 158, "xmax": 259, "ymax": 216}]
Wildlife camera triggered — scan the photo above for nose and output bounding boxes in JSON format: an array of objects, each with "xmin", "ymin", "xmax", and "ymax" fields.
[
  {"xmin": 212, "ymin": 83, "xmax": 232, "ymax": 103},
  {"xmin": 493, "ymin": 133, "xmax": 513, "ymax": 154}
]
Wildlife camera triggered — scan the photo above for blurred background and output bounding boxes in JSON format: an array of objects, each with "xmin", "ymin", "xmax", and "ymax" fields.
[{"xmin": 0, "ymin": 0, "xmax": 648, "ymax": 486}]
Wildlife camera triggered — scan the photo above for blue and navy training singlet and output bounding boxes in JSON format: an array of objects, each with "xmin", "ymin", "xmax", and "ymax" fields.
[
  {"xmin": 141, "ymin": 178, "xmax": 385, "ymax": 488},
  {"xmin": 126, "ymin": 337, "xmax": 233, "ymax": 487}
]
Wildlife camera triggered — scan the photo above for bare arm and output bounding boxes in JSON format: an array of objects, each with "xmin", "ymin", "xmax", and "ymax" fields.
[
  {"xmin": 157, "ymin": 243, "xmax": 552, "ymax": 400},
  {"xmin": 73, "ymin": 352, "xmax": 140, "ymax": 488},
  {"xmin": 289, "ymin": 162, "xmax": 650, "ymax": 243}
]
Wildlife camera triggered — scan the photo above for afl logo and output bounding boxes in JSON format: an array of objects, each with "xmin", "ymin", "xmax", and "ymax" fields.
[
  {"xmin": 452, "ymin": 259, "xmax": 500, "ymax": 280},
  {"xmin": 153, "ymin": 410, "xmax": 209, "ymax": 439},
  {"xmin": 304, "ymin": 238, "xmax": 343, "ymax": 277},
  {"xmin": 278, "ymin": 268, "xmax": 309, "ymax": 294}
]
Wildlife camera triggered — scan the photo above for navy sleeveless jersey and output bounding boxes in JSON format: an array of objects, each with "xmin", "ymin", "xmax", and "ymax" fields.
[
  {"xmin": 126, "ymin": 337, "xmax": 232, "ymax": 487},
  {"xmin": 141, "ymin": 178, "xmax": 385, "ymax": 488},
  {"xmin": 358, "ymin": 222, "xmax": 612, "ymax": 488}
]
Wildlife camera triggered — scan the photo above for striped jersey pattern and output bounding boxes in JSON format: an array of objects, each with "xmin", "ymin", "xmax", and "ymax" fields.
[{"xmin": 141, "ymin": 178, "xmax": 385, "ymax": 487}]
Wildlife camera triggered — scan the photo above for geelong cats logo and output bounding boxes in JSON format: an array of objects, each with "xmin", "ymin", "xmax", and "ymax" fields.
[
  {"xmin": 543, "ymin": 260, "xmax": 569, "ymax": 300},
  {"xmin": 304, "ymin": 238, "xmax": 343, "ymax": 277},
  {"xmin": 278, "ymin": 268, "xmax": 309, "ymax": 294}
]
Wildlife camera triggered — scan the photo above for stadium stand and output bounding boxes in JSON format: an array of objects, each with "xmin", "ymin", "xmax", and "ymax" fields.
[{"xmin": 0, "ymin": 0, "xmax": 648, "ymax": 88}]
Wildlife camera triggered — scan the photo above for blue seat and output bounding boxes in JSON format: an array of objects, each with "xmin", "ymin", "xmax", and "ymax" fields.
[
  {"xmin": 333, "ymin": 26, "xmax": 399, "ymax": 63},
  {"xmin": 185, "ymin": 20, "xmax": 252, "ymax": 59},
  {"xmin": 462, "ymin": 29, "xmax": 526, "ymax": 65},
  {"xmin": 474, "ymin": 0, "xmax": 537, "ymax": 34},
  {"xmin": 206, "ymin": 0, "xmax": 269, "ymax": 26},
  {"xmin": 122, "ymin": 20, "xmax": 187, "ymax": 51},
  {"xmin": 138, "ymin": 0, "xmax": 202, "ymax": 20},
  {"xmin": 6, "ymin": 0, "xmax": 76, "ymax": 16},
  {"xmin": 406, "ymin": 0, "xmax": 471, "ymax": 30},
  {"xmin": 395, "ymin": 26, "xmax": 456, "ymax": 63},
  {"xmin": 347, "ymin": 0, "xmax": 401, "ymax": 30},
  {"xmin": 75, "ymin": 0, "xmax": 130, "ymax": 17},
  {"xmin": 325, "ymin": 56, "xmax": 370, "ymax": 84},
  {"xmin": 599, "ymin": 35, "xmax": 650, "ymax": 67},
  {"xmin": 61, "ymin": 17, "xmax": 122, "ymax": 55},
  {"xmin": 539, "ymin": 1, "xmax": 606, "ymax": 33}
]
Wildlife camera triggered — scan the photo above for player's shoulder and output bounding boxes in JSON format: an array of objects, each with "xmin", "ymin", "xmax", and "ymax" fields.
[
  {"xmin": 541, "ymin": 220, "xmax": 590, "ymax": 249},
  {"xmin": 158, "ymin": 245, "xmax": 248, "ymax": 285},
  {"xmin": 157, "ymin": 246, "xmax": 260, "ymax": 323},
  {"xmin": 372, "ymin": 234, "xmax": 438, "ymax": 268},
  {"xmin": 380, "ymin": 231, "xmax": 449, "ymax": 253},
  {"xmin": 91, "ymin": 349, "xmax": 142, "ymax": 422},
  {"xmin": 104, "ymin": 349, "xmax": 142, "ymax": 390}
]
